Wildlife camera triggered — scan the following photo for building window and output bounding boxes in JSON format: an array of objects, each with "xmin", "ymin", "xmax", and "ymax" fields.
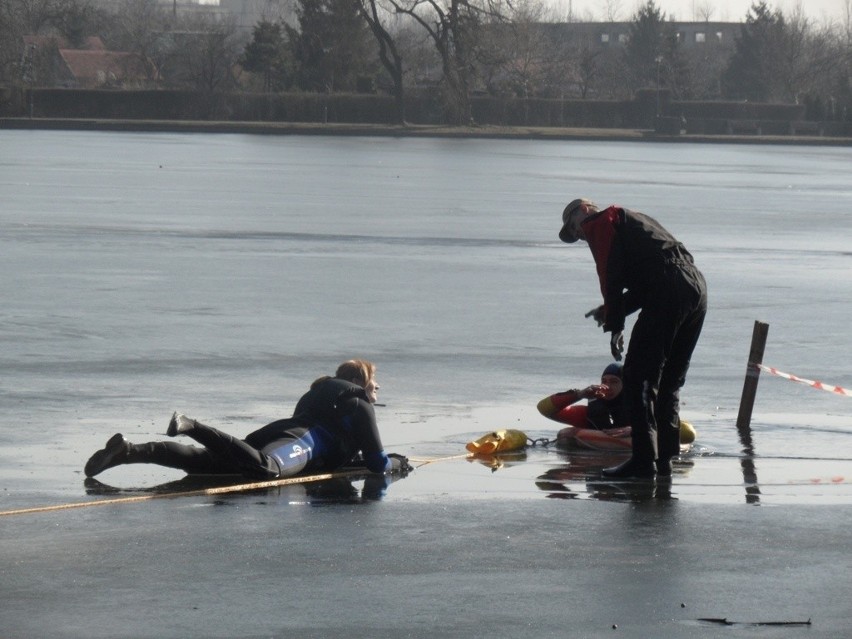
[
  {"xmin": 676, "ymin": 32, "xmax": 683, "ymax": 42},
  {"xmin": 600, "ymin": 33, "xmax": 610, "ymax": 44},
  {"xmin": 695, "ymin": 32, "xmax": 706, "ymax": 43},
  {"xmin": 618, "ymin": 33, "xmax": 628, "ymax": 43},
  {"xmin": 715, "ymin": 31, "xmax": 723, "ymax": 42}
]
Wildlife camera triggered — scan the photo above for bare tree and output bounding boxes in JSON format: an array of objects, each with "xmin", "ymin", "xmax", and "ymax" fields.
[
  {"xmin": 782, "ymin": 5, "xmax": 845, "ymax": 104},
  {"xmin": 694, "ymin": 0, "xmax": 715, "ymax": 21},
  {"xmin": 107, "ymin": 0, "xmax": 171, "ymax": 82},
  {"xmin": 603, "ymin": 0, "xmax": 623, "ymax": 22},
  {"xmin": 357, "ymin": 0, "xmax": 407, "ymax": 122},
  {"xmin": 384, "ymin": 0, "xmax": 509, "ymax": 124},
  {"xmin": 846, "ymin": 0, "xmax": 852, "ymax": 40},
  {"xmin": 177, "ymin": 14, "xmax": 242, "ymax": 94},
  {"xmin": 477, "ymin": 0, "xmax": 552, "ymax": 98},
  {"xmin": 778, "ymin": 4, "xmax": 814, "ymax": 100},
  {"xmin": 536, "ymin": 33, "xmax": 603, "ymax": 99},
  {"xmin": 8, "ymin": 0, "xmax": 67, "ymax": 34},
  {"xmin": 680, "ymin": 29, "xmax": 729, "ymax": 98},
  {"xmin": 1, "ymin": 0, "xmax": 27, "ymax": 84}
]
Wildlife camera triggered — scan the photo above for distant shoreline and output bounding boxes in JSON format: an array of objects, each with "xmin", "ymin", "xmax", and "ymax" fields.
[{"xmin": 2, "ymin": 117, "xmax": 851, "ymax": 146}]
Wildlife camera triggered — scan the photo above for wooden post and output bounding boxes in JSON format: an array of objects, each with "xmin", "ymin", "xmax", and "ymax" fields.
[
  {"xmin": 735, "ymin": 321, "xmax": 769, "ymax": 504},
  {"xmin": 736, "ymin": 321, "xmax": 770, "ymax": 434}
]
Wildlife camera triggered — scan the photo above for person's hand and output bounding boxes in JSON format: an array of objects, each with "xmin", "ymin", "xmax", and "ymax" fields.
[
  {"xmin": 610, "ymin": 331, "xmax": 624, "ymax": 361},
  {"xmin": 388, "ymin": 453, "xmax": 413, "ymax": 475},
  {"xmin": 584, "ymin": 305, "xmax": 605, "ymax": 327},
  {"xmin": 582, "ymin": 384, "xmax": 607, "ymax": 399}
]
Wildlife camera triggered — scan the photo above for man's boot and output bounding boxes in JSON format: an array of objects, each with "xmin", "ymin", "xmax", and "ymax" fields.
[
  {"xmin": 602, "ymin": 420, "xmax": 656, "ymax": 480},
  {"xmin": 84, "ymin": 433, "xmax": 130, "ymax": 477},
  {"xmin": 601, "ymin": 456, "xmax": 655, "ymax": 479},
  {"xmin": 655, "ymin": 420, "xmax": 682, "ymax": 478}
]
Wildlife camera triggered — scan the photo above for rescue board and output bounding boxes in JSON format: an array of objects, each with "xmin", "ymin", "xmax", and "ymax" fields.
[{"xmin": 561, "ymin": 420, "xmax": 696, "ymax": 452}]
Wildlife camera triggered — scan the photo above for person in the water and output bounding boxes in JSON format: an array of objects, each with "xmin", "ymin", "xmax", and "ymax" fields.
[
  {"xmin": 84, "ymin": 359, "xmax": 410, "ymax": 479},
  {"xmin": 537, "ymin": 362, "xmax": 629, "ymax": 444}
]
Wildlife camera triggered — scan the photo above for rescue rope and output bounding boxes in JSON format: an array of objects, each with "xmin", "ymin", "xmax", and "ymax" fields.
[
  {"xmin": 409, "ymin": 453, "xmax": 471, "ymax": 468},
  {"xmin": 0, "ymin": 468, "xmax": 368, "ymax": 518},
  {"xmin": 2, "ymin": 453, "xmax": 475, "ymax": 517},
  {"xmin": 753, "ymin": 363, "xmax": 851, "ymax": 397}
]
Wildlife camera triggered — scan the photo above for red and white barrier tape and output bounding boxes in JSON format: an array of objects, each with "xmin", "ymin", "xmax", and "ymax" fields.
[{"xmin": 753, "ymin": 363, "xmax": 852, "ymax": 398}]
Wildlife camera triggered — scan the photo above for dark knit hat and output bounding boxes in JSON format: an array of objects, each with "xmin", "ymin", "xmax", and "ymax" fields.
[{"xmin": 602, "ymin": 362, "xmax": 623, "ymax": 378}]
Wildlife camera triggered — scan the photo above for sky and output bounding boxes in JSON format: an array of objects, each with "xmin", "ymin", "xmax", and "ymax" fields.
[{"xmin": 553, "ymin": 0, "xmax": 850, "ymax": 23}]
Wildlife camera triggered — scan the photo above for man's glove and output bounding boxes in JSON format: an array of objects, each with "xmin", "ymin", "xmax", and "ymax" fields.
[
  {"xmin": 610, "ymin": 331, "xmax": 624, "ymax": 361},
  {"xmin": 388, "ymin": 453, "xmax": 413, "ymax": 475},
  {"xmin": 584, "ymin": 305, "xmax": 605, "ymax": 327}
]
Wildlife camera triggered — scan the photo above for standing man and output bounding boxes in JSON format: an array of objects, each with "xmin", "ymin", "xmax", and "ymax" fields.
[{"xmin": 558, "ymin": 198, "xmax": 707, "ymax": 479}]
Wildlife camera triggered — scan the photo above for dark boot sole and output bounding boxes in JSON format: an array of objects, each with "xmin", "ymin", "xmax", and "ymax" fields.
[{"xmin": 601, "ymin": 458, "xmax": 655, "ymax": 480}]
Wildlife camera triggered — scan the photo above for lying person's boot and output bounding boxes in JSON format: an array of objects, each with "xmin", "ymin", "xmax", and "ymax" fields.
[
  {"xmin": 84, "ymin": 433, "xmax": 130, "ymax": 477},
  {"xmin": 601, "ymin": 456, "xmax": 655, "ymax": 480},
  {"xmin": 167, "ymin": 412, "xmax": 197, "ymax": 437}
]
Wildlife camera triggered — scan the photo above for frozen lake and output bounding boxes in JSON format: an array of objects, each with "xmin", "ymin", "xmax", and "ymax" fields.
[
  {"xmin": 0, "ymin": 130, "xmax": 850, "ymax": 492},
  {"xmin": 2, "ymin": 130, "xmax": 852, "ymax": 639}
]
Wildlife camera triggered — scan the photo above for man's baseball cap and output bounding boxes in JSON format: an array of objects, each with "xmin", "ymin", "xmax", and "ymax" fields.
[{"xmin": 559, "ymin": 198, "xmax": 595, "ymax": 243}]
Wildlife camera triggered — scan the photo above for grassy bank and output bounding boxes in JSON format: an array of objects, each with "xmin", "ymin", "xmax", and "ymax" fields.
[{"xmin": 2, "ymin": 117, "xmax": 851, "ymax": 146}]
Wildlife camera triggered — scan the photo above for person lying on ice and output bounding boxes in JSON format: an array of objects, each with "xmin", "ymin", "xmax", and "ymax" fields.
[{"xmin": 84, "ymin": 359, "xmax": 411, "ymax": 479}]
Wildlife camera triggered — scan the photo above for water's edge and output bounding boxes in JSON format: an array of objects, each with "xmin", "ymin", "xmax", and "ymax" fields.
[{"xmin": 3, "ymin": 117, "xmax": 851, "ymax": 146}]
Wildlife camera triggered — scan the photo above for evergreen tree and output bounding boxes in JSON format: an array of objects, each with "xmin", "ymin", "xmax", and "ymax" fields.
[
  {"xmin": 625, "ymin": 0, "xmax": 670, "ymax": 89},
  {"xmin": 288, "ymin": 0, "xmax": 376, "ymax": 92},
  {"xmin": 722, "ymin": 1, "xmax": 786, "ymax": 101},
  {"xmin": 240, "ymin": 20, "xmax": 293, "ymax": 91}
]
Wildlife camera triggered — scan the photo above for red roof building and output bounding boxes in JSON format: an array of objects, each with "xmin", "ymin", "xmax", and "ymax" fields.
[
  {"xmin": 21, "ymin": 34, "xmax": 155, "ymax": 88},
  {"xmin": 56, "ymin": 49, "xmax": 155, "ymax": 88}
]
